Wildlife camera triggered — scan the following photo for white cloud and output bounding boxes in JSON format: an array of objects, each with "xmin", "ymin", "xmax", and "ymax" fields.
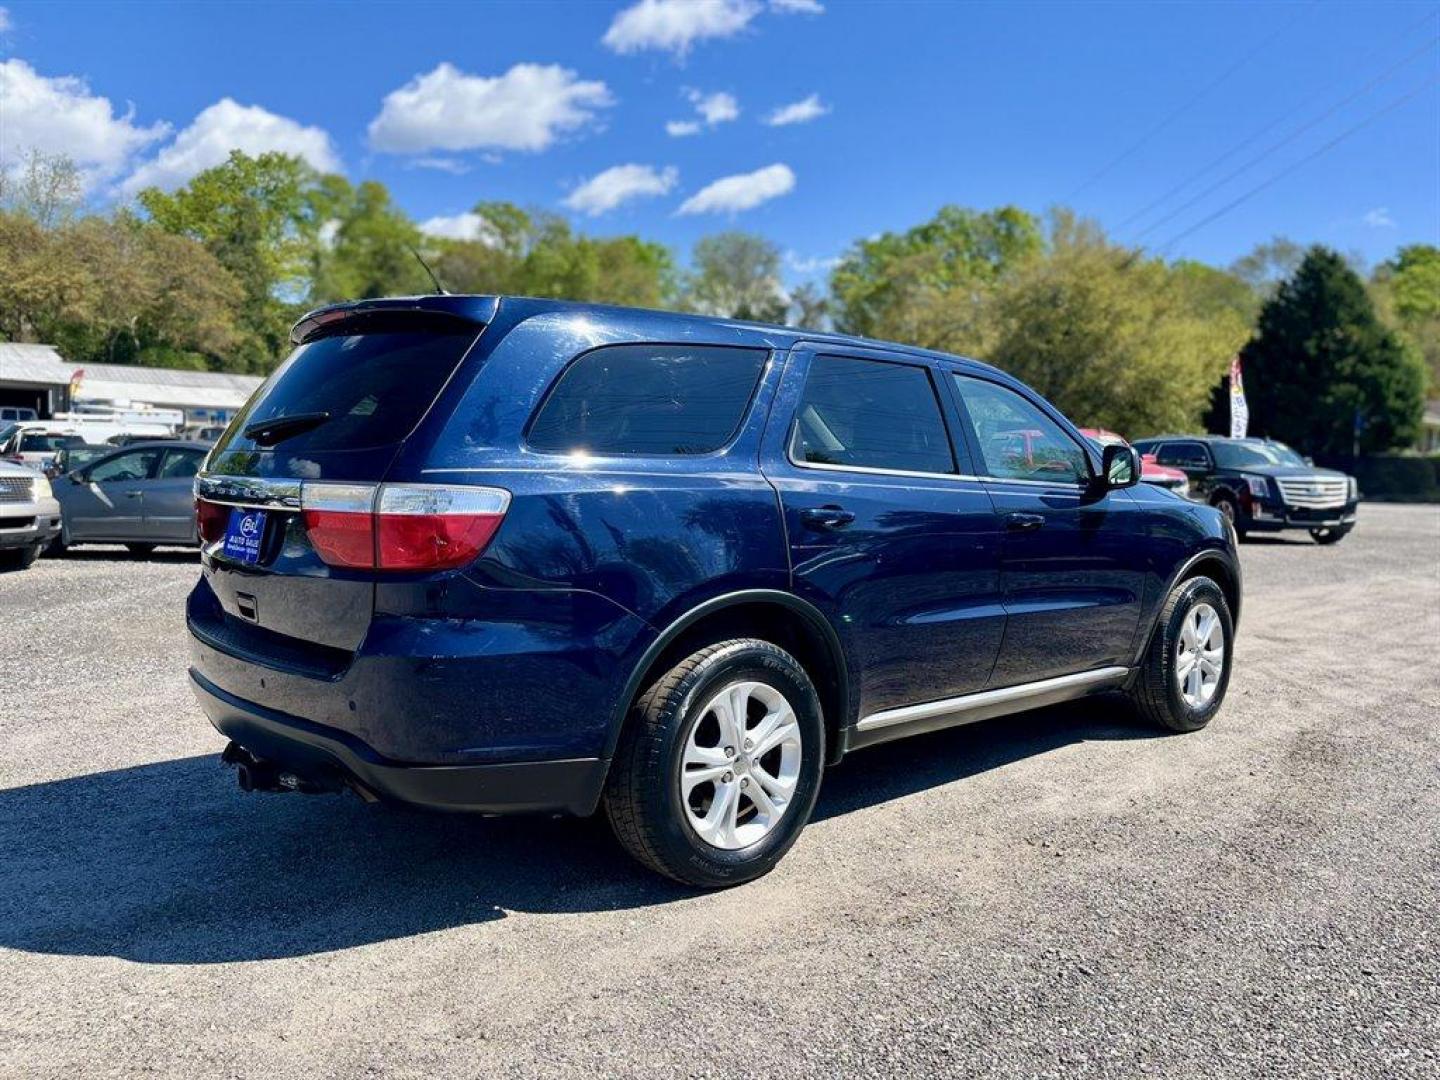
[
  {"xmin": 564, "ymin": 164, "xmax": 677, "ymax": 216},
  {"xmin": 120, "ymin": 98, "xmax": 339, "ymax": 194},
  {"xmin": 678, "ymin": 162, "xmax": 795, "ymax": 215},
  {"xmin": 689, "ymin": 89, "xmax": 739, "ymax": 125},
  {"xmin": 603, "ymin": 0, "xmax": 760, "ymax": 56},
  {"xmin": 0, "ymin": 59, "xmax": 169, "ymax": 189},
  {"xmin": 368, "ymin": 62, "xmax": 612, "ymax": 154},
  {"xmin": 786, "ymin": 250, "xmax": 840, "ymax": 274},
  {"xmin": 667, "ymin": 88, "xmax": 738, "ymax": 135},
  {"xmin": 764, "ymin": 93, "xmax": 828, "ymax": 126},
  {"xmin": 770, "ymin": 0, "xmax": 824, "ymax": 12},
  {"xmin": 418, "ymin": 210, "xmax": 494, "ymax": 243},
  {"xmin": 1362, "ymin": 207, "xmax": 1395, "ymax": 229},
  {"xmin": 408, "ymin": 156, "xmax": 471, "ymax": 175}
]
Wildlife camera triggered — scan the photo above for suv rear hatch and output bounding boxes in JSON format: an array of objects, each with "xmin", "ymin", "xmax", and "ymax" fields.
[{"xmin": 193, "ymin": 302, "xmax": 493, "ymax": 662}]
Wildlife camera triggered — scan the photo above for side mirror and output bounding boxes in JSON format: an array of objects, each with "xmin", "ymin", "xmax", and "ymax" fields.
[
  {"xmin": 70, "ymin": 471, "xmax": 86, "ymax": 484},
  {"xmin": 1101, "ymin": 444, "xmax": 1141, "ymax": 490}
]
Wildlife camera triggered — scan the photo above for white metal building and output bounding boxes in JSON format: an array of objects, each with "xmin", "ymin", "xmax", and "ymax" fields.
[{"xmin": 0, "ymin": 343, "xmax": 262, "ymax": 424}]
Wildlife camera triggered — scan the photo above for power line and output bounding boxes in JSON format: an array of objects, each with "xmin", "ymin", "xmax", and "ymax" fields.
[
  {"xmin": 1066, "ymin": 1, "xmax": 1315, "ymax": 201},
  {"xmin": 1131, "ymin": 32, "xmax": 1440, "ymax": 243},
  {"xmin": 1115, "ymin": 7, "xmax": 1440, "ymax": 236},
  {"xmin": 1153, "ymin": 75, "xmax": 1439, "ymax": 256}
]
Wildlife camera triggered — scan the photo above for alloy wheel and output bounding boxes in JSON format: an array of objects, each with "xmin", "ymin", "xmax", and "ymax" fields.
[
  {"xmin": 1175, "ymin": 602, "xmax": 1224, "ymax": 709},
  {"xmin": 680, "ymin": 681, "xmax": 803, "ymax": 850}
]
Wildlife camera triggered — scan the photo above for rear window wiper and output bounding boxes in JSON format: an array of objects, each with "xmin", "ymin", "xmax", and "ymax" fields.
[{"xmin": 243, "ymin": 411, "xmax": 331, "ymax": 446}]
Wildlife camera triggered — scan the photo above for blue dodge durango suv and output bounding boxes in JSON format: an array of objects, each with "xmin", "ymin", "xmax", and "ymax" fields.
[{"xmin": 188, "ymin": 295, "xmax": 1241, "ymax": 886}]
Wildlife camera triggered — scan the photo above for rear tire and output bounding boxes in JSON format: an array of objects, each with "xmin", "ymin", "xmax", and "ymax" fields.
[
  {"xmin": 604, "ymin": 639, "xmax": 825, "ymax": 888},
  {"xmin": 1130, "ymin": 576, "xmax": 1234, "ymax": 734},
  {"xmin": 125, "ymin": 543, "xmax": 155, "ymax": 556},
  {"xmin": 1309, "ymin": 526, "xmax": 1349, "ymax": 545}
]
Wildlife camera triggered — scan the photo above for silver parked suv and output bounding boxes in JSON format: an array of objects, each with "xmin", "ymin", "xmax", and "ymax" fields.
[{"xmin": 0, "ymin": 459, "xmax": 61, "ymax": 570}]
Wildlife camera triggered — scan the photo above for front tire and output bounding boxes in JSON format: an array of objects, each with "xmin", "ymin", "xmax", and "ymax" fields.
[
  {"xmin": 1213, "ymin": 495, "xmax": 1246, "ymax": 540},
  {"xmin": 604, "ymin": 639, "xmax": 825, "ymax": 888},
  {"xmin": 1309, "ymin": 526, "xmax": 1350, "ymax": 545},
  {"xmin": 0, "ymin": 545, "xmax": 42, "ymax": 570},
  {"xmin": 1129, "ymin": 576, "xmax": 1234, "ymax": 734}
]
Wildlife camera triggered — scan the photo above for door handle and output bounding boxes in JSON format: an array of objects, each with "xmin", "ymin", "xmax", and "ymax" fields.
[
  {"xmin": 1005, "ymin": 512, "xmax": 1045, "ymax": 532},
  {"xmin": 800, "ymin": 505, "xmax": 856, "ymax": 530},
  {"xmin": 124, "ymin": 490, "xmax": 144, "ymax": 498}
]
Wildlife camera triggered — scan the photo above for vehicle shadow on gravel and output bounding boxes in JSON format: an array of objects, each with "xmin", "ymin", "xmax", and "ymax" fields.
[
  {"xmin": 50, "ymin": 547, "xmax": 198, "ymax": 563},
  {"xmin": 0, "ymin": 696, "xmax": 1154, "ymax": 965}
]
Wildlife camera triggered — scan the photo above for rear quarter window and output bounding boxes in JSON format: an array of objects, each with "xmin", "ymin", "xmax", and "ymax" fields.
[{"xmin": 527, "ymin": 344, "xmax": 768, "ymax": 456}]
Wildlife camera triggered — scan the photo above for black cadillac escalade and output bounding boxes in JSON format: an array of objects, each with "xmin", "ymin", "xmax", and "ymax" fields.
[{"xmin": 1132, "ymin": 436, "xmax": 1358, "ymax": 544}]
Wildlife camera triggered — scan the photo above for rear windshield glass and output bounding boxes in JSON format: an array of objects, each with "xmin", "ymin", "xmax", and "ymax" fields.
[
  {"xmin": 527, "ymin": 344, "xmax": 767, "ymax": 456},
  {"xmin": 218, "ymin": 317, "xmax": 479, "ymax": 454}
]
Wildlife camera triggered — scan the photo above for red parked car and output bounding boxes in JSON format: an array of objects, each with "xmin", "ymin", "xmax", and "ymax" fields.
[{"xmin": 1080, "ymin": 429, "xmax": 1190, "ymax": 498}]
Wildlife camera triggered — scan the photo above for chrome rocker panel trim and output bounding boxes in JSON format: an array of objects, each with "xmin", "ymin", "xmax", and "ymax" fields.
[{"xmin": 850, "ymin": 666, "xmax": 1130, "ymax": 751}]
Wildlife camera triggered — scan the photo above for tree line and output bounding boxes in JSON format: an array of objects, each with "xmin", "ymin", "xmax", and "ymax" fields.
[{"xmin": 0, "ymin": 148, "xmax": 1433, "ymax": 455}]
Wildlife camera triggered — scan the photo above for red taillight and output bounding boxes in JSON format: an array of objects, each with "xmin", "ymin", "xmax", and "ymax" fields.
[
  {"xmin": 195, "ymin": 498, "xmax": 230, "ymax": 543},
  {"xmin": 300, "ymin": 482, "xmax": 508, "ymax": 571},
  {"xmin": 374, "ymin": 484, "xmax": 509, "ymax": 570},
  {"xmin": 301, "ymin": 483, "xmax": 378, "ymax": 569}
]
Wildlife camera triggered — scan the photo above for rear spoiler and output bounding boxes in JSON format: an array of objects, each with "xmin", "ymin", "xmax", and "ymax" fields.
[{"xmin": 290, "ymin": 296, "xmax": 499, "ymax": 345}]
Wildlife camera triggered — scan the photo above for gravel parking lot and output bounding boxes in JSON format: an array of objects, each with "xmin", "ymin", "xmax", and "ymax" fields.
[{"xmin": 1, "ymin": 503, "xmax": 1436, "ymax": 1079}]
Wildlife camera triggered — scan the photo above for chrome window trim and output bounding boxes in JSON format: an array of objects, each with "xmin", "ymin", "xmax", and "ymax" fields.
[
  {"xmin": 787, "ymin": 456, "xmax": 979, "ymax": 484},
  {"xmin": 857, "ymin": 667, "xmax": 1129, "ymax": 732}
]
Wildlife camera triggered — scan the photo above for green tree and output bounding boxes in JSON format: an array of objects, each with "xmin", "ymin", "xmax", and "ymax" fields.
[
  {"xmin": 830, "ymin": 205, "xmax": 1042, "ymax": 350},
  {"xmin": 309, "ymin": 178, "xmax": 431, "ymax": 302},
  {"xmin": 686, "ymin": 232, "xmax": 786, "ymax": 321},
  {"xmin": 139, "ymin": 150, "xmax": 320, "ymax": 370},
  {"xmin": 1229, "ymin": 237, "xmax": 1304, "ymax": 300},
  {"xmin": 1236, "ymin": 246, "xmax": 1425, "ymax": 455},
  {"xmin": 1371, "ymin": 244, "xmax": 1440, "ymax": 392},
  {"xmin": 430, "ymin": 202, "xmax": 676, "ymax": 308},
  {"xmin": 0, "ymin": 149, "xmax": 84, "ymax": 229},
  {"xmin": 986, "ymin": 211, "xmax": 1248, "ymax": 436}
]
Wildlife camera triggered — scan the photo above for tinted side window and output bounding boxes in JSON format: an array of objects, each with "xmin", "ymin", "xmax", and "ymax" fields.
[
  {"xmin": 528, "ymin": 344, "xmax": 767, "ymax": 456},
  {"xmin": 89, "ymin": 450, "xmax": 159, "ymax": 483},
  {"xmin": 952, "ymin": 375, "xmax": 1089, "ymax": 483},
  {"xmin": 1157, "ymin": 442, "xmax": 1209, "ymax": 469},
  {"xmin": 790, "ymin": 355, "xmax": 955, "ymax": 474},
  {"xmin": 158, "ymin": 449, "xmax": 203, "ymax": 479}
]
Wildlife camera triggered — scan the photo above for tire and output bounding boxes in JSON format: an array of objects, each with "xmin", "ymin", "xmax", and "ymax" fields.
[
  {"xmin": 0, "ymin": 545, "xmax": 42, "ymax": 570},
  {"xmin": 1129, "ymin": 575, "xmax": 1234, "ymax": 734},
  {"xmin": 604, "ymin": 639, "xmax": 826, "ymax": 888},
  {"xmin": 44, "ymin": 535, "xmax": 67, "ymax": 557},
  {"xmin": 1309, "ymin": 526, "xmax": 1350, "ymax": 545},
  {"xmin": 1212, "ymin": 495, "xmax": 1246, "ymax": 540},
  {"xmin": 125, "ymin": 543, "xmax": 156, "ymax": 556}
]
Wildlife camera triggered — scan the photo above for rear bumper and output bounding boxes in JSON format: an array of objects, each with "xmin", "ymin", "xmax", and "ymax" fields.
[{"xmin": 190, "ymin": 668, "xmax": 608, "ymax": 815}]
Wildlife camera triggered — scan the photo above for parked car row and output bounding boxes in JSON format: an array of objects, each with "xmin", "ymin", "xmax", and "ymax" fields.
[{"xmin": 0, "ymin": 439, "xmax": 210, "ymax": 567}]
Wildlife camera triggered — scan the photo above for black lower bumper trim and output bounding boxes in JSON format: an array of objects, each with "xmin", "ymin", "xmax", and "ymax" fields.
[{"xmin": 190, "ymin": 669, "xmax": 607, "ymax": 816}]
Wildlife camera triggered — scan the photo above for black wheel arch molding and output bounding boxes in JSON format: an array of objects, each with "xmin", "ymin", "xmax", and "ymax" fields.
[
  {"xmin": 602, "ymin": 588, "xmax": 855, "ymax": 769},
  {"xmin": 1130, "ymin": 545, "xmax": 1242, "ymax": 669}
]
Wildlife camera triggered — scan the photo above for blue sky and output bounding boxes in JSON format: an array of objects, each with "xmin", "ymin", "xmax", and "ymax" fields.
[{"xmin": 1, "ymin": 0, "xmax": 1435, "ymax": 284}]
